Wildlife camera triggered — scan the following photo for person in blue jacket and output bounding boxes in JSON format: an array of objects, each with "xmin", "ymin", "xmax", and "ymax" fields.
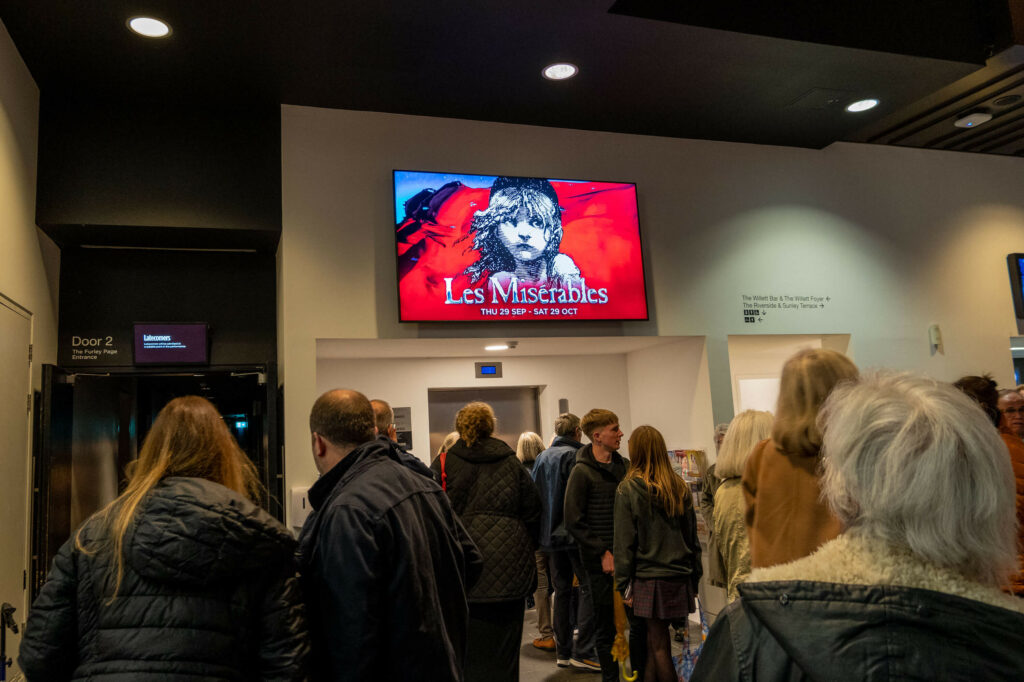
[{"xmin": 531, "ymin": 413, "xmax": 599, "ymax": 670}]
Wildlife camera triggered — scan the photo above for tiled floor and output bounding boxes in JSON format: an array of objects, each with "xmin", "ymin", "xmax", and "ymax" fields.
[{"xmin": 518, "ymin": 608, "xmax": 694, "ymax": 682}]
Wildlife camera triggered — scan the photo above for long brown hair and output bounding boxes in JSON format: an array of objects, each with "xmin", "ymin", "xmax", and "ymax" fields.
[
  {"xmin": 772, "ymin": 348, "xmax": 858, "ymax": 456},
  {"xmin": 624, "ymin": 425, "xmax": 691, "ymax": 517},
  {"xmin": 76, "ymin": 395, "xmax": 260, "ymax": 598}
]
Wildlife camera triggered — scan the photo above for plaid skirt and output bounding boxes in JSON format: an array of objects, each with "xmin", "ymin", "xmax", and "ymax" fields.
[{"xmin": 630, "ymin": 577, "xmax": 695, "ymax": 620}]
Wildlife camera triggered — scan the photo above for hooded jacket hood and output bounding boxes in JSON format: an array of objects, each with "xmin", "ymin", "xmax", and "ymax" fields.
[
  {"xmin": 126, "ymin": 476, "xmax": 296, "ymax": 586},
  {"xmin": 575, "ymin": 442, "xmax": 625, "ymax": 474},
  {"xmin": 731, "ymin": 579, "xmax": 1024, "ymax": 679},
  {"xmin": 447, "ymin": 435, "xmax": 515, "ymax": 463},
  {"xmin": 692, "ymin": 534, "xmax": 1024, "ymax": 680}
]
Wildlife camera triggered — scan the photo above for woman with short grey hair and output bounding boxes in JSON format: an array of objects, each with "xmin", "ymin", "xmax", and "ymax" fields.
[{"xmin": 693, "ymin": 372, "xmax": 1024, "ymax": 680}]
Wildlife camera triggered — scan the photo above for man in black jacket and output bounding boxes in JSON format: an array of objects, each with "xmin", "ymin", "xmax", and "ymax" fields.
[
  {"xmin": 298, "ymin": 389, "xmax": 483, "ymax": 681},
  {"xmin": 370, "ymin": 397, "xmax": 433, "ymax": 478},
  {"xmin": 564, "ymin": 408, "xmax": 627, "ymax": 682}
]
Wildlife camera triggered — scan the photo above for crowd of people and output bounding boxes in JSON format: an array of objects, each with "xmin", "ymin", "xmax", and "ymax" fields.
[{"xmin": 16, "ymin": 346, "xmax": 1024, "ymax": 681}]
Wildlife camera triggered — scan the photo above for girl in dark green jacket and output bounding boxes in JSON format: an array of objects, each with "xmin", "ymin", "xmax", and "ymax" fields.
[{"xmin": 614, "ymin": 425, "xmax": 701, "ymax": 682}]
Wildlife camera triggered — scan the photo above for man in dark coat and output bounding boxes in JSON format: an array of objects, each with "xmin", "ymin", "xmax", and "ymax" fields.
[
  {"xmin": 564, "ymin": 408, "xmax": 627, "ymax": 681},
  {"xmin": 298, "ymin": 389, "xmax": 482, "ymax": 681},
  {"xmin": 531, "ymin": 412, "xmax": 597, "ymax": 668},
  {"xmin": 370, "ymin": 397, "xmax": 433, "ymax": 478}
]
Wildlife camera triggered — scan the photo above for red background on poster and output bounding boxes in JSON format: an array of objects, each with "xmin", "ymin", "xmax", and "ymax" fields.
[{"xmin": 396, "ymin": 180, "xmax": 647, "ymax": 321}]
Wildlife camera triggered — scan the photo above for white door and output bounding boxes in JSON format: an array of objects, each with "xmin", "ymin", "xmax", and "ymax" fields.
[{"xmin": 0, "ymin": 294, "xmax": 31, "ymax": 675}]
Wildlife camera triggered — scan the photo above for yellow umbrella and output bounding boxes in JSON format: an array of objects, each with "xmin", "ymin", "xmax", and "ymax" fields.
[{"xmin": 611, "ymin": 590, "xmax": 638, "ymax": 682}]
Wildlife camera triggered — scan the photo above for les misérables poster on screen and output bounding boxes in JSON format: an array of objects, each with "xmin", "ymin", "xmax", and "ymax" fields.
[{"xmin": 395, "ymin": 171, "xmax": 649, "ymax": 322}]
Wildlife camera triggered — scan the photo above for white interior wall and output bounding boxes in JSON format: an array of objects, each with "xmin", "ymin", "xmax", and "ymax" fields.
[
  {"xmin": 0, "ymin": 19, "xmax": 58, "ymax": 389},
  {"xmin": 727, "ymin": 334, "xmax": 850, "ymax": 414},
  {"xmin": 315, "ymin": 336, "xmax": 715, "ymax": 470},
  {"xmin": 282, "ymin": 105, "xmax": 1024, "ymax": 521},
  {"xmin": 315, "ymin": 353, "xmax": 633, "ymax": 464},
  {"xmin": 625, "ymin": 338, "xmax": 714, "ymax": 457},
  {"xmin": 0, "ymin": 18, "xmax": 58, "ymax": 659}
]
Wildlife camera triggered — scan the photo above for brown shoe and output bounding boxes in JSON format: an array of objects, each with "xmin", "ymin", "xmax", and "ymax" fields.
[{"xmin": 532, "ymin": 637, "xmax": 556, "ymax": 651}]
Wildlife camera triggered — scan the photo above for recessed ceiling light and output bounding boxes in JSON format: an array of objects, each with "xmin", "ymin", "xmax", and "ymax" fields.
[
  {"xmin": 485, "ymin": 344, "xmax": 509, "ymax": 351},
  {"xmin": 994, "ymin": 94, "xmax": 1022, "ymax": 107},
  {"xmin": 542, "ymin": 63, "xmax": 578, "ymax": 81},
  {"xmin": 846, "ymin": 99, "xmax": 879, "ymax": 113},
  {"xmin": 128, "ymin": 17, "xmax": 172, "ymax": 38}
]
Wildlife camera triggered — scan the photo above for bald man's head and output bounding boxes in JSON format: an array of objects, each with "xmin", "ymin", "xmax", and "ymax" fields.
[
  {"xmin": 310, "ymin": 389, "xmax": 376, "ymax": 448},
  {"xmin": 370, "ymin": 399, "xmax": 395, "ymax": 436}
]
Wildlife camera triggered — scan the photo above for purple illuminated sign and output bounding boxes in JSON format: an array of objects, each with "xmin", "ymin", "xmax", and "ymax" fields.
[{"xmin": 133, "ymin": 323, "xmax": 209, "ymax": 365}]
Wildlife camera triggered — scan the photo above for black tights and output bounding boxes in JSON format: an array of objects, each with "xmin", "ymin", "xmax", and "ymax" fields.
[{"xmin": 644, "ymin": 618, "xmax": 675, "ymax": 682}]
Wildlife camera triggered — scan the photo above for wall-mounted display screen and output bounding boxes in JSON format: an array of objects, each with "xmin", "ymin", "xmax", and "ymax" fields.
[
  {"xmin": 394, "ymin": 170, "xmax": 648, "ymax": 322},
  {"xmin": 1008, "ymin": 254, "xmax": 1024, "ymax": 321},
  {"xmin": 133, "ymin": 323, "xmax": 209, "ymax": 365}
]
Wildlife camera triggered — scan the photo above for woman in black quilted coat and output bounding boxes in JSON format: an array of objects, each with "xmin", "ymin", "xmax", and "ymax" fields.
[
  {"xmin": 19, "ymin": 396, "xmax": 309, "ymax": 681},
  {"xmin": 430, "ymin": 402, "xmax": 542, "ymax": 682}
]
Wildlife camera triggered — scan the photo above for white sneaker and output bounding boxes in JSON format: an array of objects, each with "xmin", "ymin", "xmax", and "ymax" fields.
[
  {"xmin": 570, "ymin": 658, "xmax": 601, "ymax": 671},
  {"xmin": 556, "ymin": 658, "xmax": 571, "ymax": 668}
]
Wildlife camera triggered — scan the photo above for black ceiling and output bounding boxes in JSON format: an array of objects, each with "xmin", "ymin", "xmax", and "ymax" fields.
[{"xmin": 2, "ymin": 1, "xmax": 1023, "ymax": 152}]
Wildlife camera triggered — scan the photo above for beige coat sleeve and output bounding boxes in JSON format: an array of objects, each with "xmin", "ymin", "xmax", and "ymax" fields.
[{"xmin": 713, "ymin": 481, "xmax": 752, "ymax": 603}]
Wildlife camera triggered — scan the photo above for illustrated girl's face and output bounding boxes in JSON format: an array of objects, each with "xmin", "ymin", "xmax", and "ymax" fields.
[{"xmin": 497, "ymin": 204, "xmax": 549, "ymax": 263}]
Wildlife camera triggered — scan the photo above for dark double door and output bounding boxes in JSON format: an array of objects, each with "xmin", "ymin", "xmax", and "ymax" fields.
[{"xmin": 31, "ymin": 365, "xmax": 281, "ymax": 600}]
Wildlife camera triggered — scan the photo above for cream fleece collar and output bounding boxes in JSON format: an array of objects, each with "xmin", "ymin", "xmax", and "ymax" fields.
[{"xmin": 747, "ymin": 533, "xmax": 1024, "ymax": 615}]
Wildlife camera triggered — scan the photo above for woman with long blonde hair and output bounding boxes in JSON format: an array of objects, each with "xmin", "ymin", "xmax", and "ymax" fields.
[
  {"xmin": 20, "ymin": 396, "xmax": 309, "ymax": 681},
  {"xmin": 712, "ymin": 410, "xmax": 773, "ymax": 601},
  {"xmin": 614, "ymin": 425, "xmax": 701, "ymax": 682}
]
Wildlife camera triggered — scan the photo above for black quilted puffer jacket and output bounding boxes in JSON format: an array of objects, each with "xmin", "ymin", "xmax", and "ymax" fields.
[
  {"xmin": 431, "ymin": 436, "xmax": 542, "ymax": 602},
  {"xmin": 19, "ymin": 477, "xmax": 309, "ymax": 681}
]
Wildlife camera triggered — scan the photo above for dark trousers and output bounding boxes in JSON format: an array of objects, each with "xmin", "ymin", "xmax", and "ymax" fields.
[
  {"xmin": 586, "ymin": 569, "xmax": 619, "ymax": 682},
  {"xmin": 626, "ymin": 605, "xmax": 647, "ymax": 681},
  {"xmin": 465, "ymin": 600, "xmax": 524, "ymax": 682},
  {"xmin": 549, "ymin": 548, "xmax": 596, "ymax": 660}
]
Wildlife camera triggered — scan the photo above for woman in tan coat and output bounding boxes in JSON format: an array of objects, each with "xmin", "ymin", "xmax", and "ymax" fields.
[
  {"xmin": 742, "ymin": 348, "xmax": 858, "ymax": 568},
  {"xmin": 712, "ymin": 410, "xmax": 773, "ymax": 602}
]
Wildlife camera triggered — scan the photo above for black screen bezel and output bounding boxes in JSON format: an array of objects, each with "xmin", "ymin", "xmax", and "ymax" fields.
[{"xmin": 392, "ymin": 168, "xmax": 650, "ymax": 323}]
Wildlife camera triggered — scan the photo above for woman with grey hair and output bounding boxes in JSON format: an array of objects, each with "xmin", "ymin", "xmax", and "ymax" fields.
[{"xmin": 693, "ymin": 372, "xmax": 1024, "ymax": 680}]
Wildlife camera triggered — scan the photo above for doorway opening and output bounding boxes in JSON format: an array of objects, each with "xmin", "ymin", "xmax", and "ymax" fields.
[
  {"xmin": 727, "ymin": 334, "xmax": 852, "ymax": 413},
  {"xmin": 428, "ymin": 386, "xmax": 541, "ymax": 457},
  {"xmin": 0, "ymin": 293, "xmax": 32, "ymax": 662},
  {"xmin": 32, "ymin": 365, "xmax": 280, "ymax": 599}
]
